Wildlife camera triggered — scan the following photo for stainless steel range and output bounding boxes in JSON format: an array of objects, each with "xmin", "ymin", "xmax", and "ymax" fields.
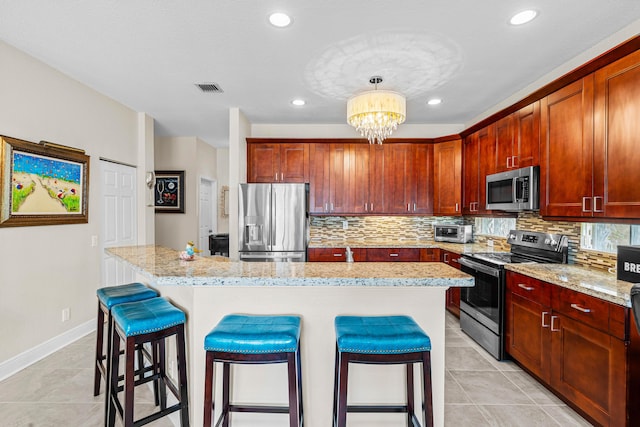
[{"xmin": 458, "ymin": 230, "xmax": 568, "ymax": 360}]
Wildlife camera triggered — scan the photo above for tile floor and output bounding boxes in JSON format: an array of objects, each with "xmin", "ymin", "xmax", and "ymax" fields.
[{"xmin": 0, "ymin": 312, "xmax": 592, "ymax": 426}]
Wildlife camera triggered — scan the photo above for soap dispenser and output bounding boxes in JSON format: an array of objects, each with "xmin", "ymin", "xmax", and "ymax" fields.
[{"xmin": 345, "ymin": 246, "xmax": 354, "ymax": 263}]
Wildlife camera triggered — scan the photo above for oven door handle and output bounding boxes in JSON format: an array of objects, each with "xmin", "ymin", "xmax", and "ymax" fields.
[{"xmin": 458, "ymin": 257, "xmax": 501, "ymax": 278}]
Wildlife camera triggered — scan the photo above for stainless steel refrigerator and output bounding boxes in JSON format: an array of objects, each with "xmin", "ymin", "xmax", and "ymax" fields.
[{"xmin": 238, "ymin": 183, "xmax": 309, "ymax": 262}]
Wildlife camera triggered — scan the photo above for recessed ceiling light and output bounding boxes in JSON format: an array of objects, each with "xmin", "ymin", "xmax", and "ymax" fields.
[
  {"xmin": 510, "ymin": 10, "xmax": 537, "ymax": 25},
  {"xmin": 269, "ymin": 12, "xmax": 292, "ymax": 28},
  {"xmin": 427, "ymin": 98, "xmax": 442, "ymax": 106},
  {"xmin": 291, "ymin": 99, "xmax": 305, "ymax": 106}
]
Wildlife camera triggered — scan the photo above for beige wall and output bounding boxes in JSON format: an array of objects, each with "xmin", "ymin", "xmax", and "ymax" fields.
[
  {"xmin": 0, "ymin": 40, "xmax": 141, "ymax": 366},
  {"xmin": 155, "ymin": 137, "xmax": 219, "ymax": 251}
]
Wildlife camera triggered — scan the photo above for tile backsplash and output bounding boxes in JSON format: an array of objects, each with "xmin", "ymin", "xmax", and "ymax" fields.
[{"xmin": 310, "ymin": 212, "xmax": 617, "ymax": 272}]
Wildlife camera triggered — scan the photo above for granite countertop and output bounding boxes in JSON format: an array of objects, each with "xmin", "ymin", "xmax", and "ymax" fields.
[
  {"xmin": 506, "ymin": 263, "xmax": 636, "ymax": 308},
  {"xmin": 106, "ymin": 245, "xmax": 474, "ymax": 288}
]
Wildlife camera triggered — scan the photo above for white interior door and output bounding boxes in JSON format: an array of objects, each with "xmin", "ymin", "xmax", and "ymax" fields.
[
  {"xmin": 199, "ymin": 178, "xmax": 217, "ymax": 256},
  {"xmin": 101, "ymin": 160, "xmax": 137, "ymax": 285}
]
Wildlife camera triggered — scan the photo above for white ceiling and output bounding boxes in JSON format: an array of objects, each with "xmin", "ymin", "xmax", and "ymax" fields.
[{"xmin": 1, "ymin": 1, "xmax": 640, "ymax": 147}]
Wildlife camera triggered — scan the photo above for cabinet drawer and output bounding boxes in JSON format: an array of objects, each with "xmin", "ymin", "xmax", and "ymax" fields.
[
  {"xmin": 552, "ymin": 286, "xmax": 610, "ymax": 333},
  {"xmin": 307, "ymin": 248, "xmax": 364, "ymax": 262},
  {"xmin": 366, "ymin": 248, "xmax": 420, "ymax": 262},
  {"xmin": 507, "ymin": 272, "xmax": 551, "ymax": 307},
  {"xmin": 420, "ymin": 248, "xmax": 441, "ymax": 262}
]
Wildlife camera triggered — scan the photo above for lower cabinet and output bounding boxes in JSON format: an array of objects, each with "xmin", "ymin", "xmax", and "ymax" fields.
[
  {"xmin": 441, "ymin": 250, "xmax": 462, "ymax": 318},
  {"xmin": 307, "ymin": 247, "xmax": 365, "ymax": 262},
  {"xmin": 506, "ymin": 271, "xmax": 633, "ymax": 426},
  {"xmin": 308, "ymin": 247, "xmax": 441, "ymax": 263}
]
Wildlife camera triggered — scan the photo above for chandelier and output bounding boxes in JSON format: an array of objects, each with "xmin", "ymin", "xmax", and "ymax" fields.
[{"xmin": 347, "ymin": 76, "xmax": 406, "ymax": 144}]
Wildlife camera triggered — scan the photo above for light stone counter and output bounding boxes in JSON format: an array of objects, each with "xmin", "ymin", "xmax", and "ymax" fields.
[
  {"xmin": 106, "ymin": 245, "xmax": 473, "ymax": 427},
  {"xmin": 308, "ymin": 238, "xmax": 505, "ymax": 254},
  {"xmin": 505, "ymin": 263, "xmax": 636, "ymax": 307}
]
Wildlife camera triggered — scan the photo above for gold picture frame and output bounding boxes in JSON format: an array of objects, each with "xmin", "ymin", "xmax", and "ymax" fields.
[{"xmin": 0, "ymin": 135, "xmax": 90, "ymax": 227}]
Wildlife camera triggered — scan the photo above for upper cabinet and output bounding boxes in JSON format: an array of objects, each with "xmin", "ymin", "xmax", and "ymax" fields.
[
  {"xmin": 384, "ymin": 143, "xmax": 433, "ymax": 214},
  {"xmin": 433, "ymin": 139, "xmax": 462, "ymax": 215},
  {"xmin": 463, "ymin": 125, "xmax": 495, "ymax": 215},
  {"xmin": 493, "ymin": 102, "xmax": 540, "ymax": 173},
  {"xmin": 247, "ymin": 142, "xmax": 309, "ymax": 183},
  {"xmin": 540, "ymin": 77, "xmax": 594, "ymax": 218},
  {"xmin": 593, "ymin": 49, "xmax": 640, "ymax": 219},
  {"xmin": 309, "ymin": 143, "xmax": 349, "ymax": 214}
]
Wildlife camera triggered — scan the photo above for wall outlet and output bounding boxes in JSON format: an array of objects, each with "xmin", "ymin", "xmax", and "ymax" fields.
[
  {"xmin": 487, "ymin": 239, "xmax": 494, "ymax": 247},
  {"xmin": 342, "ymin": 220, "xmax": 348, "ymax": 230},
  {"xmin": 61, "ymin": 308, "xmax": 70, "ymax": 322},
  {"xmin": 91, "ymin": 235, "xmax": 98, "ymax": 247}
]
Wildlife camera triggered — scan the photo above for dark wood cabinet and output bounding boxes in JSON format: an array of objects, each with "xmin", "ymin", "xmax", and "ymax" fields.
[
  {"xmin": 494, "ymin": 115, "xmax": 515, "ymax": 172},
  {"xmin": 247, "ymin": 142, "xmax": 309, "ymax": 183},
  {"xmin": 383, "ymin": 143, "xmax": 433, "ymax": 214},
  {"xmin": 463, "ymin": 126, "xmax": 495, "ymax": 214},
  {"xmin": 433, "ymin": 139, "xmax": 462, "ymax": 215},
  {"xmin": 441, "ymin": 250, "xmax": 462, "ymax": 317},
  {"xmin": 365, "ymin": 248, "xmax": 420, "ymax": 262},
  {"xmin": 419, "ymin": 248, "xmax": 441, "ymax": 262},
  {"xmin": 515, "ymin": 101, "xmax": 541, "ymax": 169},
  {"xmin": 540, "ymin": 77, "xmax": 595, "ymax": 218},
  {"xmin": 307, "ymin": 247, "xmax": 365, "ymax": 262},
  {"xmin": 506, "ymin": 271, "xmax": 631, "ymax": 426},
  {"xmin": 348, "ymin": 144, "xmax": 385, "ymax": 214},
  {"xmin": 593, "ymin": 49, "xmax": 640, "ymax": 219},
  {"xmin": 309, "ymin": 143, "xmax": 349, "ymax": 214}
]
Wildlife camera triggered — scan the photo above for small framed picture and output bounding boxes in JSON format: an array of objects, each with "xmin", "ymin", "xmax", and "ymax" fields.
[
  {"xmin": 154, "ymin": 170, "xmax": 185, "ymax": 213},
  {"xmin": 0, "ymin": 135, "xmax": 90, "ymax": 227}
]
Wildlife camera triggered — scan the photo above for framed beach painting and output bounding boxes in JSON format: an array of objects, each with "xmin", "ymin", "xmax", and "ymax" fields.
[
  {"xmin": 0, "ymin": 136, "xmax": 90, "ymax": 227},
  {"xmin": 154, "ymin": 170, "xmax": 185, "ymax": 213}
]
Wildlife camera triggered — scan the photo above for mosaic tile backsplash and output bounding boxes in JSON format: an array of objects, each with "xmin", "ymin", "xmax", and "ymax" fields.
[{"xmin": 310, "ymin": 212, "xmax": 618, "ymax": 272}]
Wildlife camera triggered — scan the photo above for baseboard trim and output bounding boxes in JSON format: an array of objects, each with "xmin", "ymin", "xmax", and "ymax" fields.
[{"xmin": 0, "ymin": 318, "xmax": 96, "ymax": 381}]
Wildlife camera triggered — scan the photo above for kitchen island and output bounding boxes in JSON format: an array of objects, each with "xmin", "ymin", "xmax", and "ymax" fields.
[{"xmin": 106, "ymin": 245, "xmax": 474, "ymax": 427}]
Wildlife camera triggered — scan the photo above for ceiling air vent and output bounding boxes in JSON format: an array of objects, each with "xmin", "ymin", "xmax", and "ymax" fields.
[{"xmin": 196, "ymin": 82, "xmax": 223, "ymax": 93}]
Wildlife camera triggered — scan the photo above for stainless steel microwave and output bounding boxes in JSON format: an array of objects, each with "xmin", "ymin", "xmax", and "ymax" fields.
[{"xmin": 485, "ymin": 166, "xmax": 539, "ymax": 211}]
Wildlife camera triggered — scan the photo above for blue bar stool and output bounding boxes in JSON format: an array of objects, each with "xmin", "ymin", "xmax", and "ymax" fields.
[
  {"xmin": 203, "ymin": 314, "xmax": 303, "ymax": 427},
  {"xmin": 107, "ymin": 297, "xmax": 189, "ymax": 427},
  {"xmin": 333, "ymin": 315, "xmax": 433, "ymax": 427},
  {"xmin": 94, "ymin": 283, "xmax": 158, "ymax": 396}
]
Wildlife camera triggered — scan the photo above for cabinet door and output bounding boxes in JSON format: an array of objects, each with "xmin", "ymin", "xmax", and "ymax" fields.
[
  {"xmin": 279, "ymin": 144, "xmax": 309, "ymax": 183},
  {"xmin": 368, "ymin": 145, "xmax": 385, "ymax": 213},
  {"xmin": 540, "ymin": 77, "xmax": 594, "ymax": 217},
  {"xmin": 462, "ymin": 133, "xmax": 480, "ymax": 214},
  {"xmin": 477, "ymin": 125, "xmax": 496, "ymax": 214},
  {"xmin": 594, "ymin": 49, "xmax": 640, "ymax": 218},
  {"xmin": 308, "ymin": 144, "xmax": 330, "ymax": 213},
  {"xmin": 349, "ymin": 144, "xmax": 371, "ymax": 214},
  {"xmin": 247, "ymin": 143, "xmax": 279, "ymax": 183},
  {"xmin": 515, "ymin": 102, "xmax": 540, "ymax": 168},
  {"xmin": 419, "ymin": 248, "xmax": 440, "ymax": 262},
  {"xmin": 495, "ymin": 115, "xmax": 515, "ymax": 172},
  {"xmin": 329, "ymin": 144, "xmax": 350, "ymax": 213},
  {"xmin": 433, "ymin": 139, "xmax": 462, "ymax": 215},
  {"xmin": 441, "ymin": 250, "xmax": 461, "ymax": 269},
  {"xmin": 505, "ymin": 277, "xmax": 551, "ymax": 382},
  {"xmin": 307, "ymin": 247, "xmax": 365, "ymax": 262},
  {"xmin": 412, "ymin": 144, "xmax": 433, "ymax": 214},
  {"xmin": 550, "ymin": 314, "xmax": 626, "ymax": 427},
  {"xmin": 384, "ymin": 144, "xmax": 415, "ymax": 213}
]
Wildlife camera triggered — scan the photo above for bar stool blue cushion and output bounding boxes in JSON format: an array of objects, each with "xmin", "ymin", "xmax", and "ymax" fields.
[
  {"xmin": 112, "ymin": 297, "xmax": 186, "ymax": 337},
  {"xmin": 97, "ymin": 283, "xmax": 158, "ymax": 310},
  {"xmin": 335, "ymin": 315, "xmax": 431, "ymax": 354},
  {"xmin": 204, "ymin": 314, "xmax": 301, "ymax": 354}
]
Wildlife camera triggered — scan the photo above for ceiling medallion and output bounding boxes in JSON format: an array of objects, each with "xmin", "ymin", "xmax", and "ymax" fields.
[{"xmin": 347, "ymin": 76, "xmax": 406, "ymax": 144}]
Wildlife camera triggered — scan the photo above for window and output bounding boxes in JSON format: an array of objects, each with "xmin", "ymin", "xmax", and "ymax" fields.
[
  {"xmin": 580, "ymin": 223, "xmax": 640, "ymax": 253},
  {"xmin": 474, "ymin": 217, "xmax": 516, "ymax": 238}
]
